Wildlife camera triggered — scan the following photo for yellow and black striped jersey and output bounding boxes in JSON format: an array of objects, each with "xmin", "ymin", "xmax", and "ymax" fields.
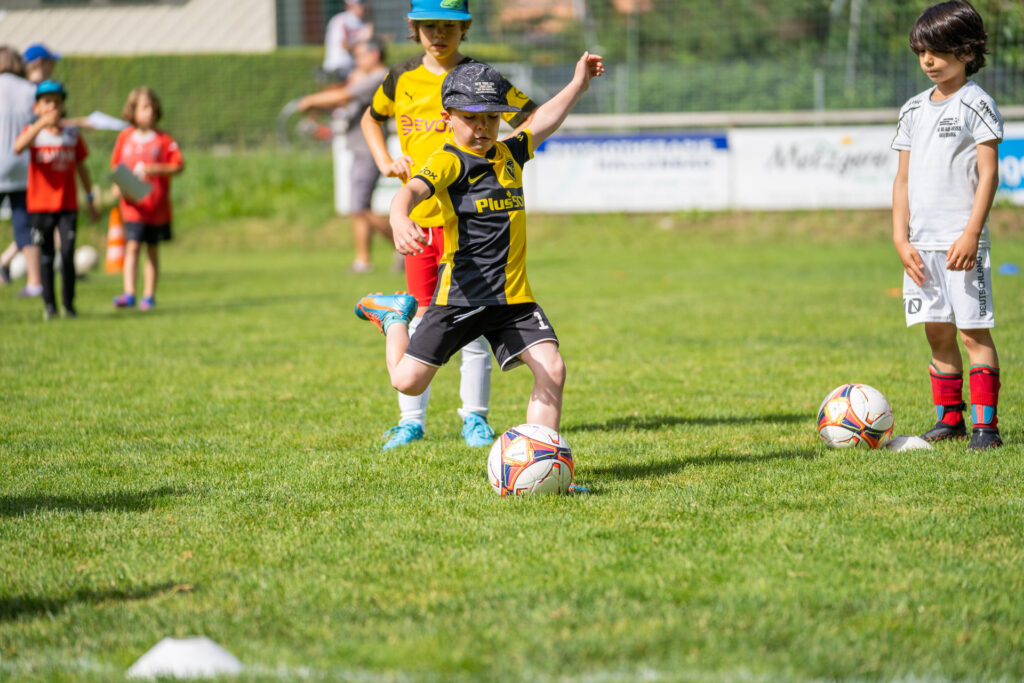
[
  {"xmin": 414, "ymin": 130, "xmax": 534, "ymax": 306},
  {"xmin": 368, "ymin": 55, "xmax": 536, "ymax": 228}
]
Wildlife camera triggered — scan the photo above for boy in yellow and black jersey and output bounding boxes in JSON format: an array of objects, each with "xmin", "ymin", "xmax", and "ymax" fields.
[
  {"xmin": 355, "ymin": 54, "xmax": 604, "ymax": 434},
  {"xmin": 360, "ymin": 0, "xmax": 537, "ymax": 451}
]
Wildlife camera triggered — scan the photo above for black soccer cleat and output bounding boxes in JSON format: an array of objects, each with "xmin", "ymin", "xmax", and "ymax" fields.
[
  {"xmin": 921, "ymin": 421, "xmax": 967, "ymax": 442},
  {"xmin": 968, "ymin": 427, "xmax": 1003, "ymax": 450}
]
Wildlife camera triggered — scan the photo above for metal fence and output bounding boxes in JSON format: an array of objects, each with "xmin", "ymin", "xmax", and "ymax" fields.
[
  {"xmin": 45, "ymin": 0, "xmax": 1024, "ymax": 149},
  {"xmin": 287, "ymin": 0, "xmax": 1024, "ymax": 113}
]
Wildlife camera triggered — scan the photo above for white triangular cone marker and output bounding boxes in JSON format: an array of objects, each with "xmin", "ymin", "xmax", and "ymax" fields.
[{"xmin": 127, "ymin": 637, "xmax": 243, "ymax": 678}]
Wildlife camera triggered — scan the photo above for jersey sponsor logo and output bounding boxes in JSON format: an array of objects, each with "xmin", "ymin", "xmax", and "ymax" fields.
[
  {"xmin": 504, "ymin": 157, "xmax": 516, "ymax": 177},
  {"xmin": 474, "ymin": 190, "xmax": 525, "ymax": 213},
  {"xmin": 399, "ymin": 114, "xmax": 449, "ymax": 136},
  {"xmin": 975, "ymin": 99, "xmax": 1000, "ymax": 126},
  {"xmin": 937, "ymin": 116, "xmax": 961, "ymax": 139},
  {"xmin": 35, "ymin": 146, "xmax": 77, "ymax": 166},
  {"xmin": 906, "ymin": 298, "xmax": 922, "ymax": 315},
  {"xmin": 420, "ymin": 168, "xmax": 438, "ymax": 181}
]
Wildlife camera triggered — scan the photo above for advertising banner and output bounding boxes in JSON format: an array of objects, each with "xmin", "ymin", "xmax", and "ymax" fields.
[
  {"xmin": 525, "ymin": 133, "xmax": 730, "ymax": 212},
  {"xmin": 729, "ymin": 127, "xmax": 899, "ymax": 209},
  {"xmin": 998, "ymin": 122, "xmax": 1024, "ymax": 205}
]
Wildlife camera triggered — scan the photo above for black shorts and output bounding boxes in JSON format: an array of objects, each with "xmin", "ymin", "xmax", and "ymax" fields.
[
  {"xmin": 406, "ymin": 302, "xmax": 558, "ymax": 371},
  {"xmin": 125, "ymin": 221, "xmax": 172, "ymax": 244}
]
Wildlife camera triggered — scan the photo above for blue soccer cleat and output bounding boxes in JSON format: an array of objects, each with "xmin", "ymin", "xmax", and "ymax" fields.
[
  {"xmin": 382, "ymin": 422, "xmax": 424, "ymax": 450},
  {"xmin": 355, "ymin": 292, "xmax": 416, "ymax": 334},
  {"xmin": 461, "ymin": 412, "xmax": 495, "ymax": 448}
]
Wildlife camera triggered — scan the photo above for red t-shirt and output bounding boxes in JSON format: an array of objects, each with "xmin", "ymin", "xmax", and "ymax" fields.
[
  {"xmin": 25, "ymin": 125, "xmax": 88, "ymax": 213},
  {"xmin": 110, "ymin": 127, "xmax": 183, "ymax": 225}
]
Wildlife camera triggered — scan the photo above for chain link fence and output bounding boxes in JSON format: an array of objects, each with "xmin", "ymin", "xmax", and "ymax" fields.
[{"xmin": 52, "ymin": 0, "xmax": 1024, "ymax": 149}]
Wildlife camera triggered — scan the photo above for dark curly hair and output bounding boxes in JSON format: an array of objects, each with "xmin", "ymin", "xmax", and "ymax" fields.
[{"xmin": 910, "ymin": 1, "xmax": 988, "ymax": 76}]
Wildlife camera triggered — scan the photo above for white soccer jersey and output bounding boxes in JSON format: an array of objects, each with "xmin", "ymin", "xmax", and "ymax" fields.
[{"xmin": 891, "ymin": 81, "xmax": 1003, "ymax": 250}]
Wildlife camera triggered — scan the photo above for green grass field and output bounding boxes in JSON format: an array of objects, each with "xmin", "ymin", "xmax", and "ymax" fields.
[{"xmin": 2, "ymin": 200, "xmax": 1022, "ymax": 681}]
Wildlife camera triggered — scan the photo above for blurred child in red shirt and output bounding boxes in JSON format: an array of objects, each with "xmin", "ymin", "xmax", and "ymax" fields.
[
  {"xmin": 13, "ymin": 79, "xmax": 98, "ymax": 320},
  {"xmin": 110, "ymin": 87, "xmax": 184, "ymax": 311}
]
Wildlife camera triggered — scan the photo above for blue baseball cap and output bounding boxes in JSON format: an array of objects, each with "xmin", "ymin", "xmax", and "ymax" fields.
[
  {"xmin": 35, "ymin": 79, "xmax": 67, "ymax": 100},
  {"xmin": 23, "ymin": 43, "xmax": 61, "ymax": 63},
  {"xmin": 408, "ymin": 0, "xmax": 471, "ymax": 21}
]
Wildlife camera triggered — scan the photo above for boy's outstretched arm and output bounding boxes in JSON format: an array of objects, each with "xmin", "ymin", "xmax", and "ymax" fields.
[
  {"xmin": 389, "ymin": 177, "xmax": 432, "ymax": 255},
  {"xmin": 892, "ymin": 149, "xmax": 924, "ymax": 286},
  {"xmin": 527, "ymin": 52, "xmax": 604, "ymax": 150}
]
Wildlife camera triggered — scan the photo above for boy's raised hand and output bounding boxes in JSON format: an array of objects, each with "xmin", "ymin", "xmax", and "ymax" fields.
[{"xmin": 575, "ymin": 52, "xmax": 605, "ymax": 92}]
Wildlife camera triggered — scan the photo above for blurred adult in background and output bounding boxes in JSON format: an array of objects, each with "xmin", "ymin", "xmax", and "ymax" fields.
[
  {"xmin": 322, "ymin": 0, "xmax": 374, "ymax": 82},
  {"xmin": 0, "ymin": 46, "xmax": 43, "ymax": 296},
  {"xmin": 299, "ymin": 38, "xmax": 396, "ymax": 273},
  {"xmin": 22, "ymin": 43, "xmax": 59, "ymax": 84}
]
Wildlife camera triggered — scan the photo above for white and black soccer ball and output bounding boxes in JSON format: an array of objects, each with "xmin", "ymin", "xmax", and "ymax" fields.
[
  {"xmin": 817, "ymin": 383, "xmax": 895, "ymax": 449},
  {"xmin": 487, "ymin": 424, "xmax": 573, "ymax": 496}
]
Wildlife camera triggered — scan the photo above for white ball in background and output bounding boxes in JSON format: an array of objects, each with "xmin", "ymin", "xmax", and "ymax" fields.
[
  {"xmin": 74, "ymin": 245, "xmax": 99, "ymax": 274},
  {"xmin": 9, "ymin": 252, "xmax": 26, "ymax": 280}
]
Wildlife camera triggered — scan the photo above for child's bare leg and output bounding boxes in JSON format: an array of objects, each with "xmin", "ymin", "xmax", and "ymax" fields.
[
  {"xmin": 519, "ymin": 341, "xmax": 566, "ymax": 431},
  {"xmin": 122, "ymin": 240, "xmax": 141, "ymax": 295},
  {"xmin": 143, "ymin": 243, "xmax": 159, "ymax": 298},
  {"xmin": 0, "ymin": 241, "xmax": 16, "ymax": 268},
  {"xmin": 960, "ymin": 328, "xmax": 998, "ymax": 368},
  {"xmin": 383, "ymin": 323, "xmax": 437, "ymax": 396},
  {"xmin": 924, "ymin": 322, "xmax": 961, "ymax": 373}
]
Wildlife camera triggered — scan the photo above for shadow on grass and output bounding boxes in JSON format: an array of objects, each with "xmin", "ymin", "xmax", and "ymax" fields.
[
  {"xmin": 0, "ymin": 486, "xmax": 185, "ymax": 518},
  {"xmin": 585, "ymin": 449, "xmax": 817, "ymax": 482},
  {"xmin": 568, "ymin": 412, "xmax": 807, "ymax": 433},
  {"xmin": 0, "ymin": 583, "xmax": 196, "ymax": 622}
]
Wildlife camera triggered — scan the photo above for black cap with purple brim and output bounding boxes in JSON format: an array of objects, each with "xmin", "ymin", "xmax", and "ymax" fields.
[{"xmin": 441, "ymin": 62, "xmax": 520, "ymax": 113}]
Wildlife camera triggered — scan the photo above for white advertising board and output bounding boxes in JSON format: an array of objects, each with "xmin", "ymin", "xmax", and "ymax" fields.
[
  {"xmin": 729, "ymin": 126, "xmax": 899, "ymax": 209},
  {"xmin": 525, "ymin": 133, "xmax": 731, "ymax": 212},
  {"xmin": 334, "ymin": 121, "xmax": 1023, "ymax": 214}
]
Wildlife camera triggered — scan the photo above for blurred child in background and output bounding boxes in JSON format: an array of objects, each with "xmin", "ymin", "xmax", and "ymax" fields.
[
  {"xmin": 14, "ymin": 79, "xmax": 98, "ymax": 320},
  {"xmin": 110, "ymin": 87, "xmax": 184, "ymax": 312}
]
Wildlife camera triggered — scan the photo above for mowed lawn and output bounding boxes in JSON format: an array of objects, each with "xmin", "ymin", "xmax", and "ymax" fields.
[{"xmin": 1, "ymin": 207, "xmax": 1022, "ymax": 681}]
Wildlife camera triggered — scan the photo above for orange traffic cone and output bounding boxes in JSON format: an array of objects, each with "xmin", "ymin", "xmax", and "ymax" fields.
[{"xmin": 105, "ymin": 207, "xmax": 125, "ymax": 274}]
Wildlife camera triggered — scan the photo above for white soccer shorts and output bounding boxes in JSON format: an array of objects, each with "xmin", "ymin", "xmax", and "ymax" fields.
[{"xmin": 903, "ymin": 249, "xmax": 994, "ymax": 328}]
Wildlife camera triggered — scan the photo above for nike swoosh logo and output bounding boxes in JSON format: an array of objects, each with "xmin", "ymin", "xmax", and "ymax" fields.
[{"xmin": 468, "ymin": 172, "xmax": 488, "ymax": 183}]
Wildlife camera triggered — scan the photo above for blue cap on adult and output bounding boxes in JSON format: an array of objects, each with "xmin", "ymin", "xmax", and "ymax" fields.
[
  {"xmin": 23, "ymin": 43, "xmax": 61, "ymax": 63},
  {"xmin": 407, "ymin": 0, "xmax": 471, "ymax": 21},
  {"xmin": 35, "ymin": 79, "xmax": 67, "ymax": 100}
]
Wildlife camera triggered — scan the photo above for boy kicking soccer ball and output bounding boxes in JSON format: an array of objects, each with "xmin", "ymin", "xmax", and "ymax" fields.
[
  {"xmin": 355, "ymin": 53, "xmax": 604, "ymax": 436},
  {"xmin": 892, "ymin": 1, "xmax": 1004, "ymax": 449}
]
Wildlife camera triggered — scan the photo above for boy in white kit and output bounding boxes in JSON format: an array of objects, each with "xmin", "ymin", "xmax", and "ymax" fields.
[{"xmin": 891, "ymin": 1, "xmax": 1003, "ymax": 449}]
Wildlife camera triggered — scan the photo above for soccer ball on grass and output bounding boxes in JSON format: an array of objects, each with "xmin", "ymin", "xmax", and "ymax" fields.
[
  {"xmin": 487, "ymin": 424, "xmax": 573, "ymax": 496},
  {"xmin": 817, "ymin": 383, "xmax": 894, "ymax": 449}
]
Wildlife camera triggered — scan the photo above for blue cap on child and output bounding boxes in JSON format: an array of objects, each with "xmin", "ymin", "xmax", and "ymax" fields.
[
  {"xmin": 23, "ymin": 43, "xmax": 61, "ymax": 63},
  {"xmin": 35, "ymin": 79, "xmax": 67, "ymax": 100},
  {"xmin": 408, "ymin": 0, "xmax": 471, "ymax": 21}
]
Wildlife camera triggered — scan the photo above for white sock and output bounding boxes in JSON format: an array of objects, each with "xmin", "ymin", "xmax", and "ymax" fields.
[
  {"xmin": 397, "ymin": 315, "xmax": 429, "ymax": 428},
  {"xmin": 458, "ymin": 335, "xmax": 492, "ymax": 421}
]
